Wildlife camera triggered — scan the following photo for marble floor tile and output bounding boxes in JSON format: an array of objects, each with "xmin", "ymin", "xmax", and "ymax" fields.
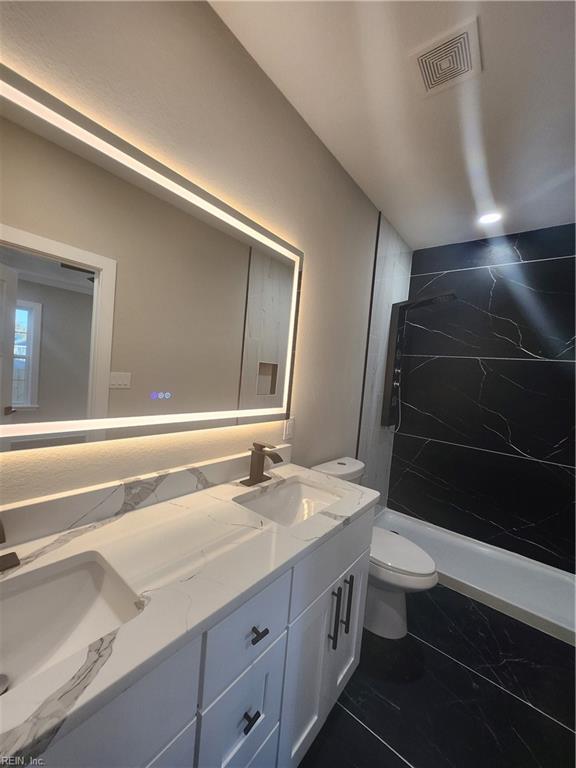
[
  {"xmin": 300, "ymin": 702, "xmax": 411, "ymax": 768},
  {"xmin": 340, "ymin": 630, "xmax": 574, "ymax": 768},
  {"xmin": 407, "ymin": 585, "xmax": 575, "ymax": 729}
]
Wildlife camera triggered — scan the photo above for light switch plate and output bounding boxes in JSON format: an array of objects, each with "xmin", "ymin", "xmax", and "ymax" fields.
[
  {"xmin": 109, "ymin": 371, "xmax": 132, "ymax": 389},
  {"xmin": 283, "ymin": 418, "xmax": 295, "ymax": 440}
]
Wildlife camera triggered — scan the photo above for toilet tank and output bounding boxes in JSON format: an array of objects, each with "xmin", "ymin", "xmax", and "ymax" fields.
[{"xmin": 311, "ymin": 457, "xmax": 365, "ymax": 484}]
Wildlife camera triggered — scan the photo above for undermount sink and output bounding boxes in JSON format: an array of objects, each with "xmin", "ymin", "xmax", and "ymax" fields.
[
  {"xmin": 0, "ymin": 551, "xmax": 141, "ymax": 690},
  {"xmin": 234, "ymin": 478, "xmax": 342, "ymax": 527}
]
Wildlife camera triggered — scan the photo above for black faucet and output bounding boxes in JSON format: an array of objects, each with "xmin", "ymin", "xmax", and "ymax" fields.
[{"xmin": 241, "ymin": 442, "xmax": 283, "ymax": 486}]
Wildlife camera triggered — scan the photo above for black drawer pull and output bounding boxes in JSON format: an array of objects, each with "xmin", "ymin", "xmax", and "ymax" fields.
[
  {"xmin": 328, "ymin": 586, "xmax": 343, "ymax": 650},
  {"xmin": 242, "ymin": 709, "xmax": 261, "ymax": 735},
  {"xmin": 341, "ymin": 574, "xmax": 355, "ymax": 634},
  {"xmin": 250, "ymin": 626, "xmax": 270, "ymax": 646}
]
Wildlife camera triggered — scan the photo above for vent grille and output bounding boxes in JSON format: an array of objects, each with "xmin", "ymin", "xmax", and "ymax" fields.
[{"xmin": 412, "ymin": 19, "xmax": 481, "ymax": 95}]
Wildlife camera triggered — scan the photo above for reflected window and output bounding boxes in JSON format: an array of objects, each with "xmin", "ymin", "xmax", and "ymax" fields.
[{"xmin": 12, "ymin": 300, "xmax": 42, "ymax": 407}]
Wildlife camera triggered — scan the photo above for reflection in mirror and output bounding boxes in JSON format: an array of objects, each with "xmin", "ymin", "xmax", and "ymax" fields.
[
  {"xmin": 0, "ymin": 113, "xmax": 299, "ymax": 448},
  {"xmin": 1, "ymin": 245, "xmax": 93, "ymax": 424}
]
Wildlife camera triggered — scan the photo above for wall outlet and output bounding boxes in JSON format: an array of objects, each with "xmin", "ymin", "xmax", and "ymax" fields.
[
  {"xmin": 109, "ymin": 371, "xmax": 132, "ymax": 389},
  {"xmin": 283, "ymin": 418, "xmax": 295, "ymax": 440}
]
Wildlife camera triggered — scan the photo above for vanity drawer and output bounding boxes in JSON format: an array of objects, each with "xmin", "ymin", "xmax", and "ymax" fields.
[
  {"xmin": 198, "ymin": 632, "xmax": 286, "ymax": 768},
  {"xmin": 42, "ymin": 635, "xmax": 202, "ymax": 768},
  {"xmin": 203, "ymin": 570, "xmax": 291, "ymax": 706},
  {"xmin": 290, "ymin": 509, "xmax": 373, "ymax": 620}
]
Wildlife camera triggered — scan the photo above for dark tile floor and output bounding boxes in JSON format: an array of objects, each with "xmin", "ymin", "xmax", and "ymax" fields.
[
  {"xmin": 302, "ymin": 590, "xmax": 575, "ymax": 768},
  {"xmin": 299, "ymin": 702, "xmax": 409, "ymax": 768},
  {"xmin": 408, "ymin": 585, "xmax": 575, "ymax": 729}
]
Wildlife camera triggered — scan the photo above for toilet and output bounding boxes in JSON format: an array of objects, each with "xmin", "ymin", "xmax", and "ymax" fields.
[
  {"xmin": 311, "ymin": 457, "xmax": 438, "ymax": 639},
  {"xmin": 366, "ymin": 527, "xmax": 437, "ymax": 638}
]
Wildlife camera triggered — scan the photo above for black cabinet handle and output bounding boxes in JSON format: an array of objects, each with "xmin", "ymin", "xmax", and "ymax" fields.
[
  {"xmin": 341, "ymin": 574, "xmax": 355, "ymax": 634},
  {"xmin": 250, "ymin": 626, "xmax": 270, "ymax": 646},
  {"xmin": 242, "ymin": 709, "xmax": 261, "ymax": 735},
  {"xmin": 328, "ymin": 586, "xmax": 343, "ymax": 650}
]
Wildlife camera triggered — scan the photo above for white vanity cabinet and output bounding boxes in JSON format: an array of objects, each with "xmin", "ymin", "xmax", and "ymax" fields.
[
  {"xmin": 37, "ymin": 511, "xmax": 373, "ymax": 768},
  {"xmin": 42, "ymin": 635, "xmax": 203, "ymax": 768},
  {"xmin": 277, "ymin": 550, "xmax": 369, "ymax": 768}
]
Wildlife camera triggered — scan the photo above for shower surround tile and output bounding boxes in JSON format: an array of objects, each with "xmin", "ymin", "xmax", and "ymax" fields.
[
  {"xmin": 382, "ymin": 223, "xmax": 575, "ymax": 573},
  {"xmin": 406, "ymin": 256, "xmax": 575, "ymax": 360},
  {"xmin": 340, "ymin": 630, "xmax": 574, "ymax": 768},
  {"xmin": 407, "ymin": 584, "xmax": 575, "ymax": 729},
  {"xmin": 411, "ymin": 223, "xmax": 575, "ymax": 275},
  {"xmin": 398, "ymin": 357, "xmax": 574, "ymax": 465},
  {"xmin": 388, "ymin": 434, "xmax": 575, "ymax": 572}
]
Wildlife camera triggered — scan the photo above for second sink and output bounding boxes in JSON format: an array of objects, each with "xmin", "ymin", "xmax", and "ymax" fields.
[{"xmin": 234, "ymin": 478, "xmax": 342, "ymax": 526}]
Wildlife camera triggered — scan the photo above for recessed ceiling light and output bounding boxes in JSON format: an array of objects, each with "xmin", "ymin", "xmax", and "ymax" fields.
[{"xmin": 477, "ymin": 212, "xmax": 503, "ymax": 225}]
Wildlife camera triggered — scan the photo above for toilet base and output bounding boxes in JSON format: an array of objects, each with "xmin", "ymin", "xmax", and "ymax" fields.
[{"xmin": 364, "ymin": 582, "xmax": 407, "ymax": 639}]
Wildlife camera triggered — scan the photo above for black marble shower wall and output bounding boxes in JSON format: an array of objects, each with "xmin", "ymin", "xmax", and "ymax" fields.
[{"xmin": 388, "ymin": 223, "xmax": 576, "ymax": 573}]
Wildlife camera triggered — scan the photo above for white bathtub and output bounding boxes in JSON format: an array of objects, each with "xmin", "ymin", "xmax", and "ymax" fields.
[{"xmin": 375, "ymin": 507, "xmax": 575, "ymax": 645}]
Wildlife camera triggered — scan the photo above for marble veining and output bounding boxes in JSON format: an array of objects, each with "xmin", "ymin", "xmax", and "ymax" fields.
[
  {"xmin": 335, "ymin": 628, "xmax": 574, "ymax": 768},
  {"xmin": 389, "ymin": 223, "xmax": 575, "ymax": 573},
  {"xmin": 389, "ymin": 434, "xmax": 574, "ymax": 571},
  {"xmin": 406, "ymin": 257, "xmax": 575, "ymax": 360},
  {"xmin": 0, "ymin": 631, "xmax": 118, "ymax": 761},
  {"xmin": 0, "ymin": 463, "xmax": 379, "ymax": 760},
  {"xmin": 0, "ymin": 450, "xmax": 279, "ymax": 550},
  {"xmin": 397, "ymin": 357, "xmax": 574, "ymax": 465},
  {"xmin": 0, "ymin": 523, "xmax": 112, "ymax": 580},
  {"xmin": 0, "ymin": 466, "xmax": 215, "ymax": 580},
  {"xmin": 407, "ymin": 585, "xmax": 575, "ymax": 730},
  {"xmin": 410, "ymin": 224, "xmax": 575, "ymax": 275}
]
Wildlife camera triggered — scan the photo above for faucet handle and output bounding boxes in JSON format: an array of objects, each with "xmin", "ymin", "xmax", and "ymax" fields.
[{"xmin": 253, "ymin": 441, "xmax": 277, "ymax": 452}]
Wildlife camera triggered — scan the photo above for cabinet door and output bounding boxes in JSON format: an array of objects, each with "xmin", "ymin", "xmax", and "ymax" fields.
[
  {"xmin": 327, "ymin": 550, "xmax": 370, "ymax": 701},
  {"xmin": 145, "ymin": 720, "xmax": 196, "ymax": 768},
  {"xmin": 277, "ymin": 586, "xmax": 337, "ymax": 768}
]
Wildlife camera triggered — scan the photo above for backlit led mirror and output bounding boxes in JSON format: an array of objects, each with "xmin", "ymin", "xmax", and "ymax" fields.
[{"xmin": 0, "ymin": 68, "xmax": 301, "ymax": 449}]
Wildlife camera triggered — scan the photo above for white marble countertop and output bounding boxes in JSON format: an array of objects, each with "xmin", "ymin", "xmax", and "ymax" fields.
[{"xmin": 0, "ymin": 463, "xmax": 379, "ymax": 759}]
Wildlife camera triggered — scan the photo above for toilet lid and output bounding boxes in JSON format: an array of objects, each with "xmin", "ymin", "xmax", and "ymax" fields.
[
  {"xmin": 370, "ymin": 527, "xmax": 436, "ymax": 576},
  {"xmin": 311, "ymin": 457, "xmax": 365, "ymax": 481}
]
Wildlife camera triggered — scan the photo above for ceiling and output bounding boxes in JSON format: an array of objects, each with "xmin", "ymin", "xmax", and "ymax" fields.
[
  {"xmin": 1, "ymin": 246, "xmax": 95, "ymax": 295},
  {"xmin": 212, "ymin": 1, "xmax": 575, "ymax": 249}
]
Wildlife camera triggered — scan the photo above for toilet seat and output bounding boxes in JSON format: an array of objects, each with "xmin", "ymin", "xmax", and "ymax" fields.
[{"xmin": 370, "ymin": 528, "xmax": 436, "ymax": 577}]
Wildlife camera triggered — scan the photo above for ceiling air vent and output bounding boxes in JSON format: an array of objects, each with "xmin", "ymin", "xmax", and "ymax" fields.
[{"xmin": 412, "ymin": 18, "xmax": 482, "ymax": 95}]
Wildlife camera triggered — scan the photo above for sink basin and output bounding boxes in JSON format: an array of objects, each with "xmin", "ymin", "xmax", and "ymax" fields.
[
  {"xmin": 0, "ymin": 551, "xmax": 141, "ymax": 689},
  {"xmin": 235, "ymin": 478, "xmax": 342, "ymax": 526}
]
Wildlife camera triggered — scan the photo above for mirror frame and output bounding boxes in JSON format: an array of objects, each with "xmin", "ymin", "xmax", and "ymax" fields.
[{"xmin": 0, "ymin": 65, "xmax": 302, "ymax": 442}]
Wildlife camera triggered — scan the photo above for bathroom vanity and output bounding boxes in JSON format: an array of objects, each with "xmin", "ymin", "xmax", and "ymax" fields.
[{"xmin": 0, "ymin": 464, "xmax": 379, "ymax": 768}]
